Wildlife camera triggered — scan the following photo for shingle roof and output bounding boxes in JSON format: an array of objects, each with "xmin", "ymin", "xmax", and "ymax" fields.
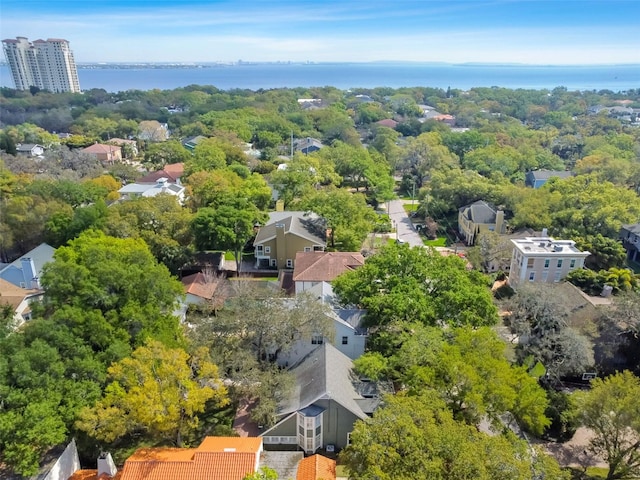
[
  {"xmin": 459, "ymin": 200, "xmax": 497, "ymax": 224},
  {"xmin": 0, "ymin": 243, "xmax": 55, "ymax": 277},
  {"xmin": 296, "ymin": 454, "xmax": 336, "ymax": 480},
  {"xmin": 120, "ymin": 437, "xmax": 261, "ymax": 480},
  {"xmin": 527, "ymin": 169, "xmax": 572, "ymax": 181},
  {"xmin": 292, "ymin": 252, "xmax": 364, "ymax": 283},
  {"xmin": 0, "ymin": 278, "xmax": 39, "ymax": 309},
  {"xmin": 276, "ymin": 343, "xmax": 368, "ymax": 420},
  {"xmin": 254, "ymin": 212, "xmax": 326, "ymax": 246},
  {"xmin": 261, "ymin": 451, "xmax": 304, "ymax": 480}
]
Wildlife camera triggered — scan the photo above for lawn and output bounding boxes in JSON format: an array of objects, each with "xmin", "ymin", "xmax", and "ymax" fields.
[
  {"xmin": 423, "ymin": 237, "xmax": 447, "ymax": 247},
  {"xmin": 403, "ymin": 203, "xmax": 419, "ymax": 213}
]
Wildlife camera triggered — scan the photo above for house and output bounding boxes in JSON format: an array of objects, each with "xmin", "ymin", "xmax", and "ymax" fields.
[
  {"xmin": 508, "ymin": 236, "xmax": 590, "ymax": 288},
  {"xmin": 0, "ymin": 278, "xmax": 41, "ymax": 325},
  {"xmin": 107, "ymin": 138, "xmax": 138, "ymax": 158},
  {"xmin": 136, "ymin": 168, "xmax": 182, "ymax": 185},
  {"xmin": 254, "ymin": 212, "xmax": 326, "ymax": 270},
  {"xmin": 432, "ymin": 113, "xmax": 456, "ymax": 126},
  {"xmin": 620, "ymin": 223, "xmax": 640, "ymax": 264},
  {"xmin": 294, "ymin": 137, "xmax": 323, "ymax": 155},
  {"xmin": 260, "ymin": 343, "xmax": 386, "ymax": 453},
  {"xmin": 15, "ymin": 143, "xmax": 44, "ymax": 157},
  {"xmin": 525, "ymin": 170, "xmax": 572, "ymax": 189},
  {"xmin": 293, "ymin": 251, "xmax": 364, "ymax": 294},
  {"xmin": 181, "ymin": 272, "xmax": 223, "ymax": 306},
  {"xmin": 182, "ymin": 135, "xmax": 206, "ymax": 151},
  {"xmin": 81, "ymin": 143, "xmax": 122, "ymax": 165},
  {"xmin": 119, "ymin": 437, "xmax": 263, "ymax": 480},
  {"xmin": 0, "ymin": 243, "xmax": 55, "ymax": 289},
  {"xmin": 118, "ymin": 177, "xmax": 186, "ymax": 204},
  {"xmin": 375, "ymin": 119, "xmax": 398, "ymax": 129},
  {"xmin": 297, "ymin": 454, "xmax": 336, "ymax": 480},
  {"xmin": 458, "ymin": 200, "xmax": 506, "ymax": 245}
]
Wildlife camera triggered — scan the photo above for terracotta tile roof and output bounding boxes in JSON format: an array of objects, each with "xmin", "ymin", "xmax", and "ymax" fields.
[
  {"xmin": 296, "ymin": 455, "xmax": 336, "ymax": 480},
  {"xmin": 181, "ymin": 272, "xmax": 220, "ymax": 301},
  {"xmin": 376, "ymin": 118, "xmax": 398, "ymax": 128},
  {"xmin": 120, "ymin": 437, "xmax": 262, "ymax": 480},
  {"xmin": 137, "ymin": 170, "xmax": 180, "ymax": 184},
  {"xmin": 68, "ymin": 470, "xmax": 121, "ymax": 480},
  {"xmin": 292, "ymin": 252, "xmax": 364, "ymax": 283},
  {"xmin": 163, "ymin": 163, "xmax": 184, "ymax": 176}
]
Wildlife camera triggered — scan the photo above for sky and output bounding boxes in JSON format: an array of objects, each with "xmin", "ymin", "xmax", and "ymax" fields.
[{"xmin": 1, "ymin": 0, "xmax": 639, "ymax": 65}]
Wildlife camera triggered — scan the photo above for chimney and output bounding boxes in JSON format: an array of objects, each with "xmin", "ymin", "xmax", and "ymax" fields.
[
  {"xmin": 275, "ymin": 223, "xmax": 286, "ymax": 269},
  {"xmin": 495, "ymin": 210, "xmax": 505, "ymax": 234},
  {"xmin": 542, "ymin": 228, "xmax": 548, "ymax": 237},
  {"xmin": 20, "ymin": 258, "xmax": 37, "ymax": 288},
  {"xmin": 97, "ymin": 452, "xmax": 117, "ymax": 478}
]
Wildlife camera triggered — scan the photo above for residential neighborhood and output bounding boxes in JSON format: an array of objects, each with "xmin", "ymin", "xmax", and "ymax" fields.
[{"xmin": 1, "ymin": 79, "xmax": 639, "ymax": 480}]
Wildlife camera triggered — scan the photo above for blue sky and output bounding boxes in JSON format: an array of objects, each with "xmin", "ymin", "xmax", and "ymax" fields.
[{"xmin": 2, "ymin": 0, "xmax": 639, "ymax": 64}]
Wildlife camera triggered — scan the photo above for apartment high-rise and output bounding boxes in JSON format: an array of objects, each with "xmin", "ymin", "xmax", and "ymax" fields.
[{"xmin": 2, "ymin": 37, "xmax": 81, "ymax": 93}]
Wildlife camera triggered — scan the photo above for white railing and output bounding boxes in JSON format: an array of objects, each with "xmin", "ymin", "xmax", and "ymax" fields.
[{"xmin": 262, "ymin": 436, "xmax": 297, "ymax": 444}]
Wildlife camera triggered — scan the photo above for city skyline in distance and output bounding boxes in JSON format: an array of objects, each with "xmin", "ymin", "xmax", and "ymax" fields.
[{"xmin": 1, "ymin": 0, "xmax": 639, "ymax": 66}]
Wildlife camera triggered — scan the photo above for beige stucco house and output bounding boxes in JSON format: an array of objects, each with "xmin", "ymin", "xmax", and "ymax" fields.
[
  {"xmin": 81, "ymin": 143, "xmax": 122, "ymax": 165},
  {"xmin": 458, "ymin": 200, "xmax": 506, "ymax": 245},
  {"xmin": 254, "ymin": 212, "xmax": 326, "ymax": 270}
]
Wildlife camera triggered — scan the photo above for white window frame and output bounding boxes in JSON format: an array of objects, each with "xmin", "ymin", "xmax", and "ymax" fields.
[
  {"xmin": 264, "ymin": 246, "xmax": 271, "ymax": 254},
  {"xmin": 286, "ymin": 259, "xmax": 293, "ymax": 268}
]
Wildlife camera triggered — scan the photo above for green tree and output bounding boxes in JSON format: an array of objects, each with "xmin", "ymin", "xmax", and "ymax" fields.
[
  {"xmin": 333, "ymin": 243, "xmax": 498, "ymax": 328},
  {"xmin": 573, "ymin": 371, "xmax": 640, "ymax": 480},
  {"xmin": 144, "ymin": 140, "xmax": 191, "ymax": 169},
  {"xmin": 295, "ymin": 187, "xmax": 377, "ymax": 251},
  {"xmin": 76, "ymin": 340, "xmax": 229, "ymax": 446},
  {"xmin": 191, "ymin": 200, "xmax": 267, "ymax": 274},
  {"xmin": 340, "ymin": 392, "xmax": 568, "ymax": 480},
  {"xmin": 243, "ymin": 467, "xmax": 278, "ymax": 480},
  {"xmin": 40, "ymin": 230, "xmax": 184, "ymax": 346},
  {"xmin": 576, "ymin": 234, "xmax": 627, "ymax": 271}
]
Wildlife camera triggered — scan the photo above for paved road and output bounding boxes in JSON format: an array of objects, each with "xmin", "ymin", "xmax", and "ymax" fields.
[{"xmin": 387, "ymin": 199, "xmax": 424, "ymax": 247}]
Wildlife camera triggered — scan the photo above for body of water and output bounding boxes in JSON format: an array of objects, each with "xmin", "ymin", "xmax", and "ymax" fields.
[{"xmin": 1, "ymin": 62, "xmax": 638, "ymax": 93}]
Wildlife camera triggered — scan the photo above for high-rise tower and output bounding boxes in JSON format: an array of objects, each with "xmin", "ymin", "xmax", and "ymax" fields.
[{"xmin": 2, "ymin": 37, "xmax": 81, "ymax": 93}]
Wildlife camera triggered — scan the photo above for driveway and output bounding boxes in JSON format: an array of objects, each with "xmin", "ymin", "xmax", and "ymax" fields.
[{"xmin": 387, "ymin": 199, "xmax": 424, "ymax": 247}]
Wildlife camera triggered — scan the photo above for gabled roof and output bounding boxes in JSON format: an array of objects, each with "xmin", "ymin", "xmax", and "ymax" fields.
[
  {"xmin": 293, "ymin": 252, "xmax": 364, "ymax": 283},
  {"xmin": 16, "ymin": 143, "xmax": 43, "ymax": 151},
  {"xmin": 137, "ymin": 169, "xmax": 181, "ymax": 184},
  {"xmin": 0, "ymin": 278, "xmax": 39, "ymax": 309},
  {"xmin": 0, "ymin": 243, "xmax": 55, "ymax": 277},
  {"xmin": 181, "ymin": 272, "xmax": 221, "ymax": 301},
  {"xmin": 261, "ymin": 451, "xmax": 304, "ymax": 480},
  {"xmin": 375, "ymin": 119, "xmax": 398, "ymax": 128},
  {"xmin": 459, "ymin": 200, "xmax": 498, "ymax": 224},
  {"xmin": 296, "ymin": 454, "xmax": 336, "ymax": 480},
  {"xmin": 526, "ymin": 169, "xmax": 572, "ymax": 181},
  {"xmin": 254, "ymin": 212, "xmax": 326, "ymax": 246},
  {"xmin": 163, "ymin": 162, "xmax": 185, "ymax": 177},
  {"xmin": 294, "ymin": 137, "xmax": 323, "ymax": 152},
  {"xmin": 120, "ymin": 437, "xmax": 262, "ymax": 480},
  {"xmin": 274, "ymin": 343, "xmax": 369, "ymax": 421},
  {"xmin": 81, "ymin": 144, "xmax": 121, "ymax": 154}
]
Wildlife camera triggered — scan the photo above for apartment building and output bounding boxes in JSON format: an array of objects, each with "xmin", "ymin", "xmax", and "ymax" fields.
[
  {"xmin": 508, "ymin": 236, "xmax": 590, "ymax": 288},
  {"xmin": 2, "ymin": 37, "xmax": 81, "ymax": 93}
]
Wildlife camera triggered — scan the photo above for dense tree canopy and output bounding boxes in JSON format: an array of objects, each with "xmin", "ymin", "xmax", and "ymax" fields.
[{"xmin": 333, "ymin": 243, "xmax": 498, "ymax": 328}]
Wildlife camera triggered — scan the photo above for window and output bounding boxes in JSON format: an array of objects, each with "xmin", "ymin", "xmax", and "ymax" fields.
[
  {"xmin": 342, "ymin": 336, "xmax": 349, "ymax": 345},
  {"xmin": 304, "ymin": 247, "xmax": 311, "ymax": 252},
  {"xmin": 286, "ymin": 259, "xmax": 293, "ymax": 268},
  {"xmin": 313, "ymin": 245, "xmax": 324, "ymax": 252},
  {"xmin": 298, "ymin": 425, "xmax": 304, "ymax": 436},
  {"xmin": 256, "ymin": 245, "xmax": 263, "ymax": 252},
  {"xmin": 270, "ymin": 259, "xmax": 277, "ymax": 267},
  {"xmin": 527, "ymin": 258, "xmax": 535, "ymax": 268},
  {"xmin": 544, "ymin": 259, "xmax": 550, "ymax": 269},
  {"xmin": 557, "ymin": 259, "xmax": 563, "ymax": 268},
  {"xmin": 315, "ymin": 425, "xmax": 322, "ymax": 436},
  {"xmin": 312, "ymin": 335, "xmax": 324, "ymax": 345},
  {"xmin": 570, "ymin": 259, "xmax": 576, "ymax": 268},
  {"xmin": 529, "ymin": 272, "xmax": 535, "ymax": 281},
  {"xmin": 554, "ymin": 271, "xmax": 562, "ymax": 283},
  {"xmin": 264, "ymin": 246, "xmax": 271, "ymax": 254}
]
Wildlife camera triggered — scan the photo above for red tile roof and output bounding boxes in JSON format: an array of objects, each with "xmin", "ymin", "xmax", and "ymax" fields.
[
  {"xmin": 292, "ymin": 252, "xmax": 365, "ymax": 283},
  {"xmin": 296, "ymin": 455, "xmax": 336, "ymax": 480},
  {"xmin": 68, "ymin": 470, "xmax": 121, "ymax": 480},
  {"xmin": 376, "ymin": 119, "xmax": 398, "ymax": 128},
  {"xmin": 120, "ymin": 437, "xmax": 262, "ymax": 480},
  {"xmin": 181, "ymin": 272, "xmax": 221, "ymax": 301},
  {"xmin": 81, "ymin": 144, "xmax": 121, "ymax": 154},
  {"xmin": 163, "ymin": 163, "xmax": 184, "ymax": 176}
]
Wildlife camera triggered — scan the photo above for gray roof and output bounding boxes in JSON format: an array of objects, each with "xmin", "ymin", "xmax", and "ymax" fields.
[
  {"xmin": 294, "ymin": 137, "xmax": 323, "ymax": 151},
  {"xmin": 0, "ymin": 243, "xmax": 55, "ymax": 276},
  {"xmin": 527, "ymin": 170, "xmax": 572, "ymax": 181},
  {"xmin": 459, "ymin": 200, "xmax": 497, "ymax": 224},
  {"xmin": 333, "ymin": 309, "xmax": 368, "ymax": 335},
  {"xmin": 278, "ymin": 342, "xmax": 369, "ymax": 420},
  {"xmin": 622, "ymin": 223, "xmax": 640, "ymax": 235},
  {"xmin": 16, "ymin": 143, "xmax": 42, "ymax": 151},
  {"xmin": 254, "ymin": 211, "xmax": 326, "ymax": 246},
  {"xmin": 260, "ymin": 452, "xmax": 303, "ymax": 480}
]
